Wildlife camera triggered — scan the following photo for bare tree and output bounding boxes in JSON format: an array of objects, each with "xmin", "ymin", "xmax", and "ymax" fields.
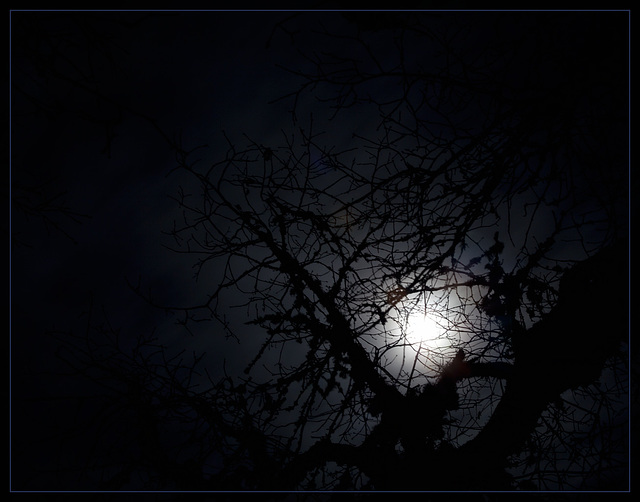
[{"xmin": 42, "ymin": 11, "xmax": 628, "ymax": 491}]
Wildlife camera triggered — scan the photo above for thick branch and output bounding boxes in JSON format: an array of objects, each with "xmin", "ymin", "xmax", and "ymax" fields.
[{"xmin": 455, "ymin": 240, "xmax": 628, "ymax": 485}]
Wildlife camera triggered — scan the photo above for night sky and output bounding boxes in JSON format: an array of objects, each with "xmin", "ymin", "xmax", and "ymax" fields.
[
  {"xmin": 11, "ymin": 11, "xmax": 299, "ymax": 488},
  {"xmin": 10, "ymin": 9, "xmax": 631, "ymax": 492}
]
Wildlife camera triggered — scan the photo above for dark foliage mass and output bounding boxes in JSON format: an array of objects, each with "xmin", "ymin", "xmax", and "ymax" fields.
[{"xmin": 11, "ymin": 11, "xmax": 629, "ymax": 491}]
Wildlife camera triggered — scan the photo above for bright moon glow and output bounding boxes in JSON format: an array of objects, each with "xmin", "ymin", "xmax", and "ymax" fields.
[{"xmin": 405, "ymin": 310, "xmax": 444, "ymax": 345}]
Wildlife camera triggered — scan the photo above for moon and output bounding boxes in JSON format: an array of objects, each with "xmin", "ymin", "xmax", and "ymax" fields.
[{"xmin": 405, "ymin": 309, "xmax": 444, "ymax": 345}]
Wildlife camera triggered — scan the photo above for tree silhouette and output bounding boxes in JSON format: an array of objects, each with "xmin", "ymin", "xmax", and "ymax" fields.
[{"xmin": 28, "ymin": 11, "xmax": 628, "ymax": 491}]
